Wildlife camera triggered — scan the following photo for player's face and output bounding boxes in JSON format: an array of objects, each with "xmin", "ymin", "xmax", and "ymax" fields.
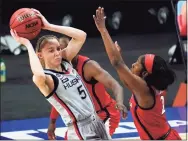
[
  {"xmin": 41, "ymin": 39, "xmax": 62, "ymax": 67},
  {"xmin": 131, "ymin": 56, "xmax": 144, "ymax": 76}
]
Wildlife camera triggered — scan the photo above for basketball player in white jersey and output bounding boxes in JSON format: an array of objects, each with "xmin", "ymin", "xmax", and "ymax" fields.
[{"xmin": 10, "ymin": 9, "xmax": 111, "ymax": 140}]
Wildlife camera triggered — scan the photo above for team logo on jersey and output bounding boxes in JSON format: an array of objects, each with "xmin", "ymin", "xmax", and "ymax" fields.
[{"xmin": 61, "ymin": 76, "xmax": 80, "ymax": 90}]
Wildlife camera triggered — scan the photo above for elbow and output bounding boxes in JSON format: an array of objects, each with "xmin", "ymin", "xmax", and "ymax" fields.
[
  {"xmin": 111, "ymin": 58, "xmax": 123, "ymax": 68},
  {"xmin": 75, "ymin": 31, "xmax": 87, "ymax": 44},
  {"xmin": 80, "ymin": 31, "xmax": 87, "ymax": 42}
]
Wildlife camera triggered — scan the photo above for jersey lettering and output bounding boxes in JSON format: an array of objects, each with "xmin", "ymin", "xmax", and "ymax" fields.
[{"xmin": 61, "ymin": 76, "xmax": 80, "ymax": 90}]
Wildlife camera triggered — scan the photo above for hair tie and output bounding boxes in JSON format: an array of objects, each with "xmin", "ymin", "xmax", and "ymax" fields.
[{"xmin": 145, "ymin": 54, "xmax": 155, "ymax": 74}]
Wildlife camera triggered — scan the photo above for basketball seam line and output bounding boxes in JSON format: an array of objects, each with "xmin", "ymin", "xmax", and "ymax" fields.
[
  {"xmin": 10, "ymin": 9, "xmax": 30, "ymax": 27},
  {"xmin": 11, "ymin": 17, "xmax": 40, "ymax": 29},
  {"xmin": 17, "ymin": 29, "xmax": 40, "ymax": 34}
]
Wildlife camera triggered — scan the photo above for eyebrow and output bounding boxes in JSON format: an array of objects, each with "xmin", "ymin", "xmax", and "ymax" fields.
[
  {"xmin": 47, "ymin": 47, "xmax": 54, "ymax": 50},
  {"xmin": 48, "ymin": 46, "xmax": 61, "ymax": 49}
]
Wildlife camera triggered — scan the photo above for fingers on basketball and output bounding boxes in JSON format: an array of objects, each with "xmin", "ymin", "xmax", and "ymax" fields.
[{"xmin": 31, "ymin": 8, "xmax": 41, "ymax": 14}]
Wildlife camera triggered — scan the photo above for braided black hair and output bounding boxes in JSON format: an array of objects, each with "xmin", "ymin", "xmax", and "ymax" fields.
[{"xmin": 141, "ymin": 55, "xmax": 176, "ymax": 90}]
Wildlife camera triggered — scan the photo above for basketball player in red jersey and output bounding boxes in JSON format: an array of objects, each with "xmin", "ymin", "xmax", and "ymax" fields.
[
  {"xmin": 93, "ymin": 7, "xmax": 182, "ymax": 140},
  {"xmin": 47, "ymin": 36, "xmax": 127, "ymax": 140}
]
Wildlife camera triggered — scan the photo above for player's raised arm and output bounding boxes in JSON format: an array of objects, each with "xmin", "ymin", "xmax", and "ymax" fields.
[
  {"xmin": 93, "ymin": 7, "xmax": 149, "ymax": 96},
  {"xmin": 10, "ymin": 29, "xmax": 46, "ymax": 87},
  {"xmin": 33, "ymin": 9, "xmax": 87, "ymax": 62}
]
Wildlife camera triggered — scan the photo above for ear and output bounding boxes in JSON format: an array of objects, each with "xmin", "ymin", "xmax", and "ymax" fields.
[
  {"xmin": 142, "ymin": 71, "xmax": 149, "ymax": 79},
  {"xmin": 37, "ymin": 52, "xmax": 43, "ymax": 59}
]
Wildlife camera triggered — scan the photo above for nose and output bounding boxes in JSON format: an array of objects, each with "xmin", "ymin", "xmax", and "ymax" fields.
[{"xmin": 55, "ymin": 49, "xmax": 60, "ymax": 56}]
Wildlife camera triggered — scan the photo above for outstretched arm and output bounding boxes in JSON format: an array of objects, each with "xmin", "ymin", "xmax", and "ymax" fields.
[
  {"xmin": 84, "ymin": 60, "xmax": 127, "ymax": 119},
  {"xmin": 33, "ymin": 9, "xmax": 87, "ymax": 62},
  {"xmin": 10, "ymin": 30, "xmax": 46, "ymax": 88},
  {"xmin": 93, "ymin": 7, "xmax": 149, "ymax": 96}
]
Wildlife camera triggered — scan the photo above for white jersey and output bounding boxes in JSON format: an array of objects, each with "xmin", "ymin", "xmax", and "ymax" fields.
[{"xmin": 44, "ymin": 60, "xmax": 95, "ymax": 126}]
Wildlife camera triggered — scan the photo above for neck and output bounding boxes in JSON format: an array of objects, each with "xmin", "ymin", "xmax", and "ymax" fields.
[{"xmin": 45, "ymin": 64, "xmax": 62, "ymax": 71}]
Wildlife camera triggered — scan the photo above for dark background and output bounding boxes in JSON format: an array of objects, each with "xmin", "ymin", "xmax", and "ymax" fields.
[{"xmin": 1, "ymin": 0, "xmax": 186, "ymax": 121}]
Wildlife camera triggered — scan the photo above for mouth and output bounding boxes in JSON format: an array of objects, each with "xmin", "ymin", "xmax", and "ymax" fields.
[{"xmin": 55, "ymin": 58, "xmax": 61, "ymax": 61}]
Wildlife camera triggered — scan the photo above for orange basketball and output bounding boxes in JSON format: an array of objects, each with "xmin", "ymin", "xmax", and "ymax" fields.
[{"xmin": 10, "ymin": 8, "xmax": 42, "ymax": 40}]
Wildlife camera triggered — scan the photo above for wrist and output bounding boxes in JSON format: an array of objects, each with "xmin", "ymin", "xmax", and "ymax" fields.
[
  {"xmin": 50, "ymin": 119, "xmax": 56, "ymax": 124},
  {"xmin": 24, "ymin": 42, "xmax": 32, "ymax": 48},
  {"xmin": 45, "ymin": 23, "xmax": 53, "ymax": 30},
  {"xmin": 100, "ymin": 28, "xmax": 108, "ymax": 35},
  {"xmin": 115, "ymin": 96, "xmax": 123, "ymax": 104}
]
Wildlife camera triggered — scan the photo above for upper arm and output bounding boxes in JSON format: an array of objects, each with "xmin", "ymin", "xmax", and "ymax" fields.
[
  {"xmin": 84, "ymin": 60, "xmax": 120, "ymax": 89},
  {"xmin": 114, "ymin": 61, "xmax": 149, "ymax": 96},
  {"xmin": 32, "ymin": 74, "xmax": 46, "ymax": 87},
  {"xmin": 62, "ymin": 35, "xmax": 86, "ymax": 61},
  {"xmin": 32, "ymin": 75, "xmax": 51, "ymax": 97}
]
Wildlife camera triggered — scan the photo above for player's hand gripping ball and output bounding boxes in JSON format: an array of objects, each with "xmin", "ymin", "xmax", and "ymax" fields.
[{"xmin": 10, "ymin": 8, "xmax": 42, "ymax": 40}]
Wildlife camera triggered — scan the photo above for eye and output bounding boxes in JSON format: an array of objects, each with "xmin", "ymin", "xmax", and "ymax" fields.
[
  {"xmin": 49, "ymin": 49, "xmax": 54, "ymax": 53},
  {"xmin": 57, "ymin": 47, "xmax": 61, "ymax": 51}
]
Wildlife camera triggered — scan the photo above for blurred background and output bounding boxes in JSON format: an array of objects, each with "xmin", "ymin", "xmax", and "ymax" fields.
[{"xmin": 0, "ymin": 0, "xmax": 187, "ymax": 123}]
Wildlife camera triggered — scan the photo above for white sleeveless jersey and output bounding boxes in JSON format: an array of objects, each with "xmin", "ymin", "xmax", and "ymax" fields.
[{"xmin": 44, "ymin": 60, "xmax": 95, "ymax": 126}]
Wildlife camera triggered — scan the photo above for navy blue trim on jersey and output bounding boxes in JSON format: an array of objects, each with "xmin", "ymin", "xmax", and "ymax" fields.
[
  {"xmin": 103, "ymin": 108, "xmax": 110, "ymax": 123},
  {"xmin": 133, "ymin": 87, "xmax": 156, "ymax": 110},
  {"xmin": 44, "ymin": 69, "xmax": 65, "ymax": 75},
  {"xmin": 79, "ymin": 57, "xmax": 109, "ymax": 121},
  {"xmin": 135, "ymin": 105, "xmax": 171, "ymax": 140},
  {"xmin": 81, "ymin": 59, "xmax": 98, "ymax": 84},
  {"xmin": 81, "ymin": 59, "xmax": 104, "ymax": 111},
  {"xmin": 91, "ymin": 84, "xmax": 103, "ymax": 111},
  {"xmin": 157, "ymin": 128, "xmax": 171, "ymax": 140},
  {"xmin": 80, "ymin": 59, "xmax": 109, "ymax": 118},
  {"xmin": 62, "ymin": 58, "xmax": 71, "ymax": 65},
  {"xmin": 134, "ymin": 105, "xmax": 154, "ymax": 140},
  {"xmin": 44, "ymin": 59, "xmax": 71, "ymax": 74},
  {"xmin": 79, "ymin": 77, "xmax": 96, "ymax": 111},
  {"xmin": 54, "ymin": 92, "xmax": 84, "ymax": 140},
  {"xmin": 44, "ymin": 72, "xmax": 59, "ymax": 99}
]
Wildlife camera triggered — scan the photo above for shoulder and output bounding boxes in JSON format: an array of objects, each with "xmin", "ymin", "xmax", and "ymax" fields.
[
  {"xmin": 83, "ymin": 60, "xmax": 101, "ymax": 70},
  {"xmin": 78, "ymin": 55, "xmax": 89, "ymax": 60}
]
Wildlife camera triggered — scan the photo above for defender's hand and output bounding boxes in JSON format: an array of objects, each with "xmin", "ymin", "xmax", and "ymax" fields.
[
  {"xmin": 47, "ymin": 123, "xmax": 56, "ymax": 140},
  {"xmin": 93, "ymin": 7, "xmax": 107, "ymax": 33}
]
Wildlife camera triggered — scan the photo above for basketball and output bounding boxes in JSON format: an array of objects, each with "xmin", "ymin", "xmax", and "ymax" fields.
[{"xmin": 10, "ymin": 8, "xmax": 42, "ymax": 40}]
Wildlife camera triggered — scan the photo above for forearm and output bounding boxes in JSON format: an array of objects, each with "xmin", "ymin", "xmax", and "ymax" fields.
[
  {"xmin": 100, "ymin": 28, "xmax": 123, "ymax": 66},
  {"xmin": 47, "ymin": 24, "xmax": 86, "ymax": 41},
  {"xmin": 26, "ymin": 43, "xmax": 45, "ymax": 77},
  {"xmin": 111, "ymin": 83, "xmax": 124, "ymax": 104}
]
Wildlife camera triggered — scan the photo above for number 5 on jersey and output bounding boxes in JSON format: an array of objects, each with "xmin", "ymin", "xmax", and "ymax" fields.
[{"xmin": 77, "ymin": 85, "xmax": 87, "ymax": 99}]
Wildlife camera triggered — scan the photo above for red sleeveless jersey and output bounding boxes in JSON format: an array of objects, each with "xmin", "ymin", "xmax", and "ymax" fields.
[
  {"xmin": 129, "ymin": 89, "xmax": 171, "ymax": 140},
  {"xmin": 75, "ymin": 55, "xmax": 113, "ymax": 113}
]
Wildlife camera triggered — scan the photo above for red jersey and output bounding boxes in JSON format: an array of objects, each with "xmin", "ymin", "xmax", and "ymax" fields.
[
  {"xmin": 129, "ymin": 88, "xmax": 171, "ymax": 140},
  {"xmin": 74, "ymin": 55, "xmax": 113, "ymax": 113}
]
